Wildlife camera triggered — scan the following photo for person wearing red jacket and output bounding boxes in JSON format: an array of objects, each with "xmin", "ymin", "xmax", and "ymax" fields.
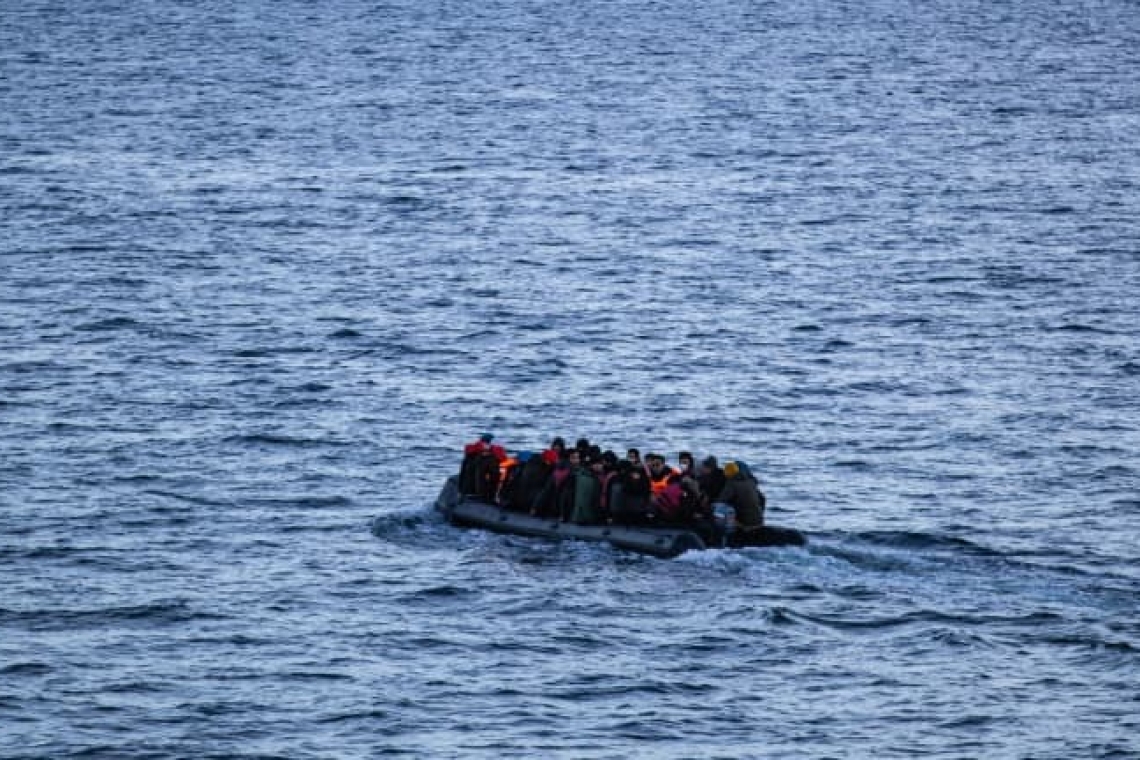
[{"xmin": 460, "ymin": 433, "xmax": 505, "ymax": 500}]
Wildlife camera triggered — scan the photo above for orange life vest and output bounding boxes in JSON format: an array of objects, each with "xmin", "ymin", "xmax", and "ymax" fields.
[
  {"xmin": 649, "ymin": 467, "xmax": 678, "ymax": 495},
  {"xmin": 498, "ymin": 457, "xmax": 518, "ymax": 483}
]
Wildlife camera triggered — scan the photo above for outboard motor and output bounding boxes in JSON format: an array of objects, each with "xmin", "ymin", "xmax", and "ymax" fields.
[{"xmin": 712, "ymin": 503, "xmax": 736, "ymax": 548}]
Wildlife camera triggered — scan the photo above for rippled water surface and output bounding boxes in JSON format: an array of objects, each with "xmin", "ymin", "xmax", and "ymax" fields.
[{"xmin": 3, "ymin": 1, "xmax": 1139, "ymax": 757}]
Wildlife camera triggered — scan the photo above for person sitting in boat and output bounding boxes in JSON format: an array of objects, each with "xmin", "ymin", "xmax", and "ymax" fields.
[
  {"xmin": 696, "ymin": 456, "xmax": 726, "ymax": 513},
  {"xmin": 626, "ymin": 448, "xmax": 641, "ymax": 467},
  {"xmin": 533, "ymin": 449, "xmax": 577, "ymax": 518},
  {"xmin": 651, "ymin": 472, "xmax": 690, "ymax": 523},
  {"xmin": 677, "ymin": 451, "xmax": 695, "ymax": 478},
  {"xmin": 611, "ymin": 459, "xmax": 652, "ymax": 524},
  {"xmin": 715, "ymin": 461, "xmax": 765, "ymax": 530},
  {"xmin": 645, "ymin": 453, "xmax": 678, "ymax": 496},
  {"xmin": 460, "ymin": 433, "xmax": 502, "ymax": 500},
  {"xmin": 495, "ymin": 450, "xmax": 521, "ymax": 503},
  {"xmin": 505, "ymin": 451, "xmax": 551, "ymax": 512},
  {"xmin": 547, "ymin": 436, "xmax": 567, "ymax": 461},
  {"xmin": 570, "ymin": 454, "xmax": 604, "ymax": 524},
  {"xmin": 599, "ymin": 453, "xmax": 623, "ymax": 522},
  {"xmin": 597, "ymin": 451, "xmax": 624, "ymax": 524}
]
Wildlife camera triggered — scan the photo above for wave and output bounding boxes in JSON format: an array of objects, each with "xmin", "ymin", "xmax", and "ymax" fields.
[
  {"xmin": 0, "ymin": 601, "xmax": 227, "ymax": 631},
  {"xmin": 222, "ymin": 433, "xmax": 353, "ymax": 448},
  {"xmin": 73, "ymin": 316, "xmax": 139, "ymax": 332},
  {"xmin": 0, "ymin": 661, "xmax": 52, "ymax": 676},
  {"xmin": 842, "ymin": 529, "xmax": 1001, "ymax": 556},
  {"xmin": 370, "ymin": 509, "xmax": 435, "ymax": 539}
]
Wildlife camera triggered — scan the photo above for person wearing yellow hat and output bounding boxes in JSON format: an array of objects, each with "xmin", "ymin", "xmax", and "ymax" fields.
[{"xmin": 715, "ymin": 460, "xmax": 764, "ymax": 529}]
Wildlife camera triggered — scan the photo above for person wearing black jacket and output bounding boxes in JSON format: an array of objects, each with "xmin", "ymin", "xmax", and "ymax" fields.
[
  {"xmin": 611, "ymin": 458, "xmax": 652, "ymax": 524},
  {"xmin": 696, "ymin": 456, "xmax": 726, "ymax": 512}
]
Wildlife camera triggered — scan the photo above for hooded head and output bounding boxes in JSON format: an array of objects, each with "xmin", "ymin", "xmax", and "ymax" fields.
[
  {"xmin": 724, "ymin": 461, "xmax": 740, "ymax": 479},
  {"xmin": 479, "ymin": 433, "xmax": 494, "ymax": 443}
]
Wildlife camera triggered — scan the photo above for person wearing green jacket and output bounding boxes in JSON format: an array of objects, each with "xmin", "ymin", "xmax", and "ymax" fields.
[
  {"xmin": 716, "ymin": 461, "xmax": 766, "ymax": 529},
  {"xmin": 570, "ymin": 456, "xmax": 604, "ymax": 524}
]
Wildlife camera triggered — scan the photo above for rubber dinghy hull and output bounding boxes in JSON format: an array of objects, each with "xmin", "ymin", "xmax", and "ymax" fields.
[
  {"xmin": 435, "ymin": 477, "xmax": 706, "ymax": 559},
  {"xmin": 434, "ymin": 477, "xmax": 807, "ymax": 558}
]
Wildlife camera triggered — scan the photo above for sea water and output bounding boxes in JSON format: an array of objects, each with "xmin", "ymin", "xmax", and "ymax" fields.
[{"xmin": 2, "ymin": 1, "xmax": 1138, "ymax": 757}]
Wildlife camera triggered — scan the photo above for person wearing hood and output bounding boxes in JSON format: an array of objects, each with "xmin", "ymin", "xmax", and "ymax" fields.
[{"xmin": 715, "ymin": 460, "xmax": 765, "ymax": 529}]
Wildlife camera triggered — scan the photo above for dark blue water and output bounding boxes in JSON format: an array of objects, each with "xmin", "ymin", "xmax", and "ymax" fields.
[{"xmin": 3, "ymin": 1, "xmax": 1139, "ymax": 757}]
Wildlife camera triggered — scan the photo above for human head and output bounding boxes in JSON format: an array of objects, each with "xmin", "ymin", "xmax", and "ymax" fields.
[
  {"xmin": 602, "ymin": 450, "xmax": 618, "ymax": 469},
  {"xmin": 724, "ymin": 461, "xmax": 740, "ymax": 479},
  {"xmin": 568, "ymin": 449, "xmax": 581, "ymax": 466},
  {"xmin": 576, "ymin": 438, "xmax": 590, "ymax": 453},
  {"xmin": 679, "ymin": 451, "xmax": 693, "ymax": 470},
  {"xmin": 646, "ymin": 453, "xmax": 665, "ymax": 475},
  {"xmin": 700, "ymin": 455, "xmax": 718, "ymax": 474},
  {"xmin": 480, "ymin": 433, "xmax": 494, "ymax": 443},
  {"xmin": 626, "ymin": 448, "xmax": 641, "ymax": 465},
  {"xmin": 550, "ymin": 437, "xmax": 566, "ymax": 453}
]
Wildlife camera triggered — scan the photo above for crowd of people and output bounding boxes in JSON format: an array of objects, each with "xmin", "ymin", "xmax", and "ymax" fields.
[{"xmin": 457, "ymin": 434, "xmax": 767, "ymax": 540}]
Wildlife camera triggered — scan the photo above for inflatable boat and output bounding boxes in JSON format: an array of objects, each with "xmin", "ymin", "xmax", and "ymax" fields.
[{"xmin": 435, "ymin": 477, "xmax": 805, "ymax": 559}]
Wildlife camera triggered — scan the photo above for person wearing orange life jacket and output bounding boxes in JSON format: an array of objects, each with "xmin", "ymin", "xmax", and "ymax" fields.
[
  {"xmin": 644, "ymin": 453, "xmax": 678, "ymax": 496},
  {"xmin": 652, "ymin": 472, "xmax": 688, "ymax": 522}
]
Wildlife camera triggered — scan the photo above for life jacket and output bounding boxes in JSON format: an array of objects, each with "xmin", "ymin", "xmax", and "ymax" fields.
[
  {"xmin": 464, "ymin": 441, "xmax": 490, "ymax": 457},
  {"xmin": 654, "ymin": 480, "xmax": 686, "ymax": 520},
  {"xmin": 495, "ymin": 457, "xmax": 520, "ymax": 503},
  {"xmin": 648, "ymin": 467, "xmax": 678, "ymax": 495},
  {"xmin": 498, "ymin": 457, "xmax": 518, "ymax": 484}
]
